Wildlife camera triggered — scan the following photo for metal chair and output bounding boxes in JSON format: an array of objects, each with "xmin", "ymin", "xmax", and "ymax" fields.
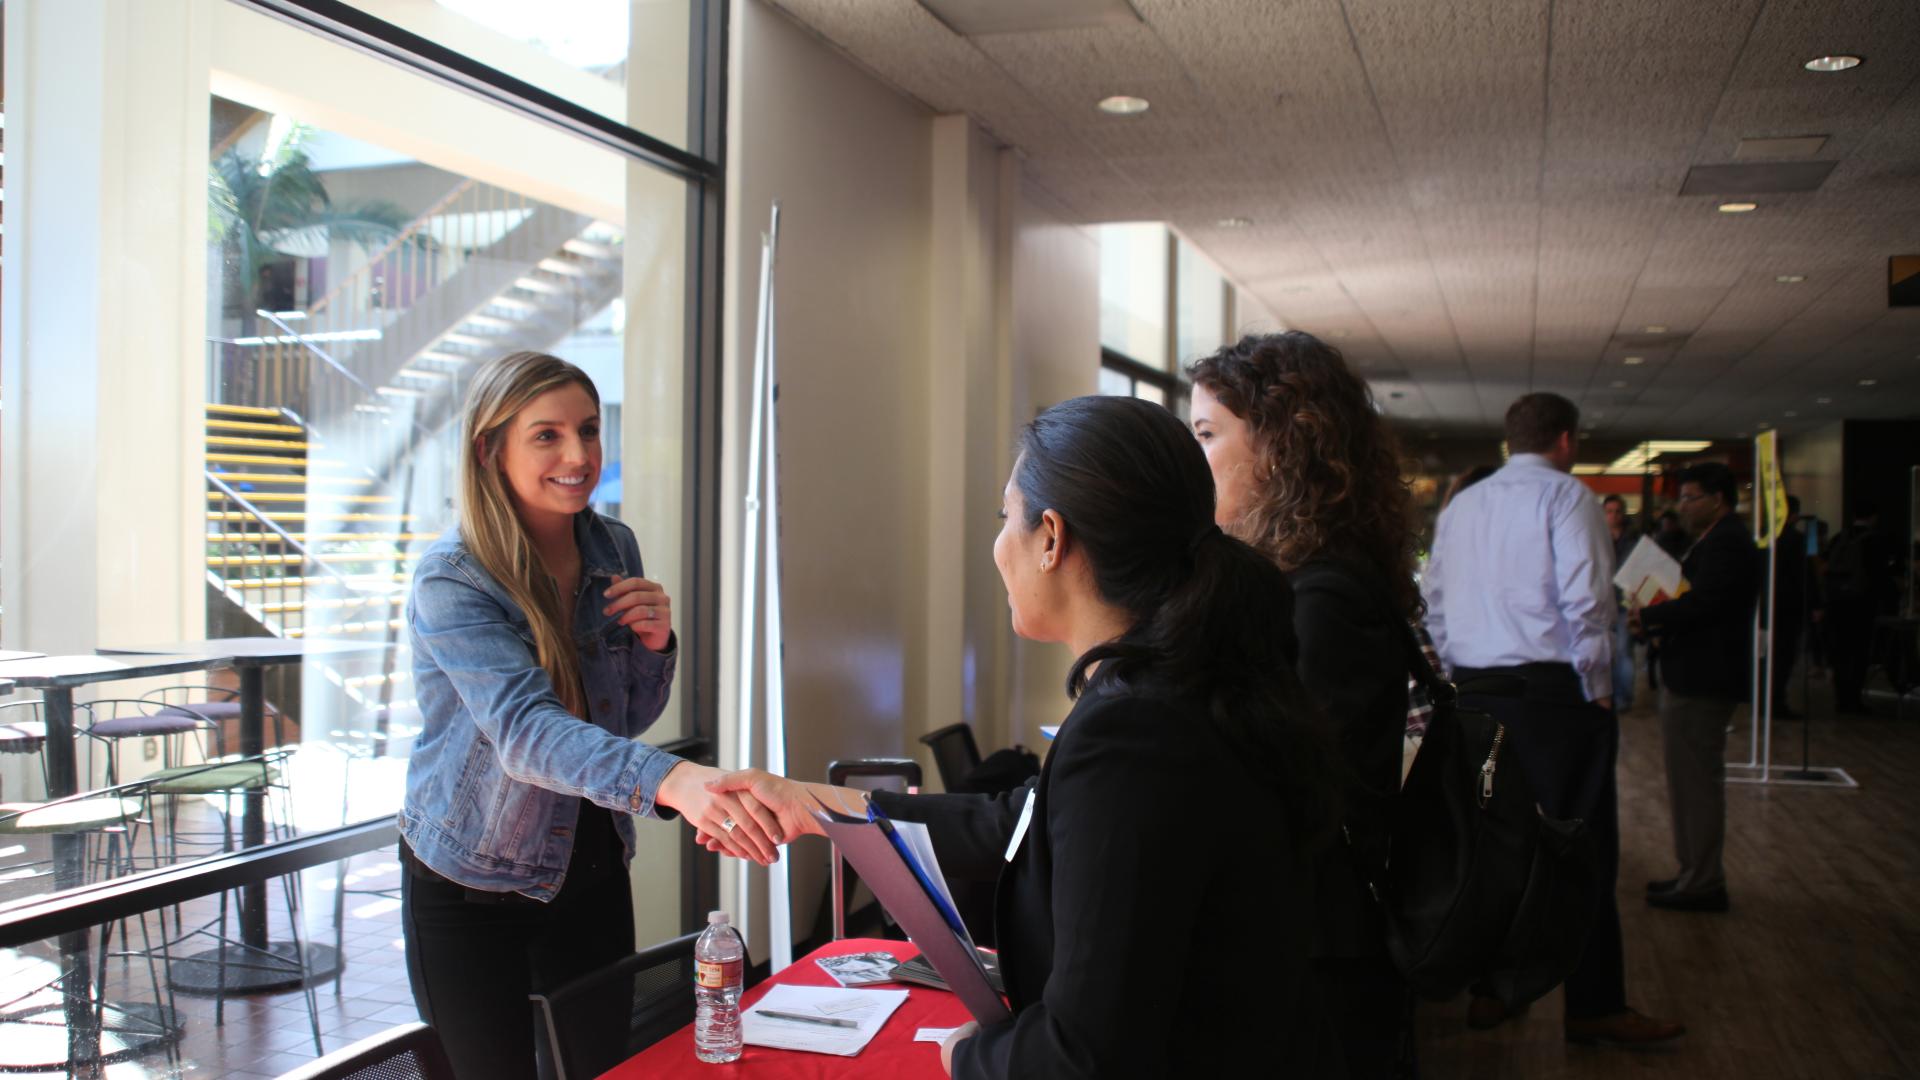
[
  {"xmin": 272, "ymin": 1021, "xmax": 454, "ymax": 1080},
  {"xmin": 825, "ymin": 757, "xmax": 921, "ymax": 942},
  {"xmin": 142, "ymin": 683, "xmax": 286, "ymax": 755},
  {"xmin": 79, "ymin": 697, "xmax": 217, "ymax": 791},
  {"xmin": 917, "ymin": 723, "xmax": 981, "ymax": 793},
  {"xmin": 0, "ymin": 698, "xmax": 50, "ymax": 801},
  {"xmin": 530, "ymin": 931, "xmax": 701, "ymax": 1080}
]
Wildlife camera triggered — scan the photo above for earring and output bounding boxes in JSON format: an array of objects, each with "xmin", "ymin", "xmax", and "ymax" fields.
[{"xmin": 1040, "ymin": 557, "xmax": 1052, "ymax": 571}]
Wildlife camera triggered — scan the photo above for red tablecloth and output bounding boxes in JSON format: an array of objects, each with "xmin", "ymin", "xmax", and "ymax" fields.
[{"xmin": 602, "ymin": 938, "xmax": 971, "ymax": 1079}]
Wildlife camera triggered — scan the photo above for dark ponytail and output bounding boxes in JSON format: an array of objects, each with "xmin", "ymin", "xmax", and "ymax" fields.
[{"xmin": 1014, "ymin": 396, "xmax": 1337, "ymax": 846}]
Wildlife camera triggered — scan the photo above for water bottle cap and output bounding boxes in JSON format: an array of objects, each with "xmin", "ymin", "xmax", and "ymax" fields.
[{"xmin": 707, "ymin": 910, "xmax": 730, "ymax": 925}]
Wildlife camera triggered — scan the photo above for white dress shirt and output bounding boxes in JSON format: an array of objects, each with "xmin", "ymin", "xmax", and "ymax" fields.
[{"xmin": 1423, "ymin": 453, "xmax": 1615, "ymax": 702}]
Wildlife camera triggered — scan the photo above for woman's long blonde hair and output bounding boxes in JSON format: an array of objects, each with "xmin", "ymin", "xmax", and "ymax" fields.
[{"xmin": 458, "ymin": 351, "xmax": 600, "ymax": 716}]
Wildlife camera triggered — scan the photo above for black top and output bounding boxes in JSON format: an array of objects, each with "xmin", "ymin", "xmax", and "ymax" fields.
[
  {"xmin": 874, "ymin": 676, "xmax": 1341, "ymax": 1079},
  {"xmin": 1286, "ymin": 558, "xmax": 1407, "ymax": 959},
  {"xmin": 1638, "ymin": 514, "xmax": 1759, "ymax": 699}
]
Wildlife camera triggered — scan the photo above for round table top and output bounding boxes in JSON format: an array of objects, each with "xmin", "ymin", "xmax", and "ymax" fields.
[
  {"xmin": 96, "ymin": 637, "xmax": 389, "ymax": 667},
  {"xmin": 0, "ymin": 653, "xmax": 223, "ymax": 688}
]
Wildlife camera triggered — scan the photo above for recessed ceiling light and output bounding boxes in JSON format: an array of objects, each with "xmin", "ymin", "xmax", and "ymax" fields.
[
  {"xmin": 1775, "ymin": 274, "xmax": 1806, "ymax": 283},
  {"xmin": 1816, "ymin": 396, "xmax": 1833, "ymax": 404},
  {"xmin": 1859, "ymin": 378, "xmax": 1877, "ymax": 386},
  {"xmin": 1216, "ymin": 217, "xmax": 1253, "ymax": 228},
  {"xmin": 1758, "ymin": 421, "xmax": 1771, "ymax": 428},
  {"xmin": 1718, "ymin": 202, "xmax": 1759, "ymax": 213},
  {"xmin": 1645, "ymin": 325, "xmax": 1668, "ymax": 333},
  {"xmin": 1784, "ymin": 410, "xmax": 1799, "ymax": 418},
  {"xmin": 1611, "ymin": 380, "xmax": 1629, "ymax": 388},
  {"xmin": 1734, "ymin": 432, "xmax": 1748, "ymax": 438},
  {"xmin": 1623, "ymin": 356, "xmax": 1645, "ymax": 365},
  {"xmin": 1096, "ymin": 95, "xmax": 1150, "ymax": 116},
  {"xmin": 1804, "ymin": 55, "xmax": 1862, "ymax": 73}
]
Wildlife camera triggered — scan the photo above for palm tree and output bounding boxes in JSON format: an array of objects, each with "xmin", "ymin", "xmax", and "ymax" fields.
[{"xmin": 208, "ymin": 124, "xmax": 420, "ymax": 326}]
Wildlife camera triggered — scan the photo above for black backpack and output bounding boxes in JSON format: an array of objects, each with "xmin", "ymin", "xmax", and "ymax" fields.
[{"xmin": 1370, "ymin": 625, "xmax": 1598, "ymax": 1009}]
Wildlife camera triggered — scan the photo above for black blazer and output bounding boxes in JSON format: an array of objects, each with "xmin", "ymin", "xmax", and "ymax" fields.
[
  {"xmin": 1287, "ymin": 558, "xmax": 1408, "ymax": 959},
  {"xmin": 874, "ymin": 677, "xmax": 1342, "ymax": 1079},
  {"xmin": 1639, "ymin": 514, "xmax": 1759, "ymax": 699}
]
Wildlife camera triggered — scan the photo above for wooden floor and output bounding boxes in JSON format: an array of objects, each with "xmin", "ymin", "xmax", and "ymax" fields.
[{"xmin": 1414, "ymin": 672, "xmax": 1920, "ymax": 1079}]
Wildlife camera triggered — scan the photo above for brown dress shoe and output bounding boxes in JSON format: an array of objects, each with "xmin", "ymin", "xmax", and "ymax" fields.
[
  {"xmin": 1565, "ymin": 1008, "xmax": 1686, "ymax": 1046},
  {"xmin": 1466, "ymin": 995, "xmax": 1510, "ymax": 1030}
]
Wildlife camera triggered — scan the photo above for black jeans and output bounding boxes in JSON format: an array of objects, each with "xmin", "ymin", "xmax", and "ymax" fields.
[
  {"xmin": 401, "ymin": 845, "xmax": 635, "ymax": 1080},
  {"xmin": 1457, "ymin": 663, "xmax": 1626, "ymax": 1022},
  {"xmin": 1312, "ymin": 953, "xmax": 1415, "ymax": 1079}
]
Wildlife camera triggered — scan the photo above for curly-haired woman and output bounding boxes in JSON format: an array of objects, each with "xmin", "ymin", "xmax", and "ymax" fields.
[{"xmin": 1189, "ymin": 331, "xmax": 1419, "ymax": 1078}]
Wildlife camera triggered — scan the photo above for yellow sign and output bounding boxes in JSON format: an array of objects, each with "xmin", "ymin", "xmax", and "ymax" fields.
[{"xmin": 1754, "ymin": 429, "xmax": 1788, "ymax": 548}]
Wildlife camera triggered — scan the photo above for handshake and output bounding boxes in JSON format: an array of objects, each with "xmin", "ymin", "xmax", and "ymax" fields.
[{"xmin": 657, "ymin": 765, "xmax": 866, "ymax": 867}]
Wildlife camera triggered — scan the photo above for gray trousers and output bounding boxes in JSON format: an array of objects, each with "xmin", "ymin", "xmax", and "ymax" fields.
[{"xmin": 1659, "ymin": 688, "xmax": 1736, "ymax": 894}]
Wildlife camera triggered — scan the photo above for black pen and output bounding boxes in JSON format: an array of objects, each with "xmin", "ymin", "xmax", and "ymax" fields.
[{"xmin": 758, "ymin": 1009, "xmax": 859, "ymax": 1030}]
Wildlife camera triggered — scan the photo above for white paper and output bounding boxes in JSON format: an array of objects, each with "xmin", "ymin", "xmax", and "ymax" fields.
[
  {"xmin": 815, "ymin": 951, "xmax": 898, "ymax": 987},
  {"xmin": 915, "ymin": 1027, "xmax": 963, "ymax": 1043},
  {"xmin": 1613, "ymin": 535, "xmax": 1686, "ymax": 608},
  {"xmin": 889, "ymin": 819, "xmax": 973, "ymax": 949},
  {"xmin": 1039, "ymin": 725, "xmax": 1060, "ymax": 740},
  {"xmin": 742, "ymin": 984, "xmax": 910, "ymax": 1056}
]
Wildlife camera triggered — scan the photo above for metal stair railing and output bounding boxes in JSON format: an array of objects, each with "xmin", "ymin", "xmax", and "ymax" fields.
[{"xmin": 204, "ymin": 472, "xmax": 382, "ymax": 637}]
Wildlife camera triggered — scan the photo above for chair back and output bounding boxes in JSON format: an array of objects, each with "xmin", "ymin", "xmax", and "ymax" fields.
[
  {"xmin": 531, "ymin": 930, "xmax": 701, "ymax": 1080},
  {"xmin": 273, "ymin": 1021, "xmax": 454, "ymax": 1080},
  {"xmin": 825, "ymin": 758, "xmax": 921, "ymax": 940},
  {"xmin": 918, "ymin": 723, "xmax": 982, "ymax": 792}
]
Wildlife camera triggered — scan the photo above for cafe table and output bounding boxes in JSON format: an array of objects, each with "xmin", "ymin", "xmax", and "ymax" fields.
[
  {"xmin": 0, "ymin": 652, "xmax": 227, "ymax": 1070},
  {"xmin": 95, "ymin": 637, "xmax": 388, "ymax": 992},
  {"xmin": 605, "ymin": 937, "xmax": 975, "ymax": 1080}
]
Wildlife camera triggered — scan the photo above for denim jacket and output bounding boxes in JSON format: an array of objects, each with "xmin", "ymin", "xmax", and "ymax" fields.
[{"xmin": 400, "ymin": 511, "xmax": 680, "ymax": 900}]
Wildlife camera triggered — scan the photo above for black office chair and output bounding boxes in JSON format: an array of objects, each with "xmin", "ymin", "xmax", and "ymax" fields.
[
  {"xmin": 918, "ymin": 723, "xmax": 981, "ymax": 793},
  {"xmin": 272, "ymin": 1021, "xmax": 453, "ymax": 1080},
  {"xmin": 824, "ymin": 757, "xmax": 921, "ymax": 942},
  {"xmin": 530, "ymin": 930, "xmax": 701, "ymax": 1080}
]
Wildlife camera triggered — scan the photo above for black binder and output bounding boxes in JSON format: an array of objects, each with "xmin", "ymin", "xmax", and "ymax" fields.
[{"xmin": 812, "ymin": 807, "xmax": 1013, "ymax": 1024}]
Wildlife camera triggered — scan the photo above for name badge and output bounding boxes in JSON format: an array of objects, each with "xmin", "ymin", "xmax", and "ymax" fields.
[{"xmin": 1003, "ymin": 789, "xmax": 1036, "ymax": 863}]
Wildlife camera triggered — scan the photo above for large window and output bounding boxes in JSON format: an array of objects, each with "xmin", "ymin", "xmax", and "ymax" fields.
[{"xmin": 1097, "ymin": 227, "xmax": 1240, "ymax": 416}]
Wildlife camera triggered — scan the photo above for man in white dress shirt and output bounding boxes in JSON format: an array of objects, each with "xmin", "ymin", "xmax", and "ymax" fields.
[{"xmin": 1424, "ymin": 392, "xmax": 1683, "ymax": 1047}]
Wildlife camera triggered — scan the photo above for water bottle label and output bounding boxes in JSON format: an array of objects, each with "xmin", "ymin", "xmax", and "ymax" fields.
[{"xmin": 696, "ymin": 959, "xmax": 742, "ymax": 989}]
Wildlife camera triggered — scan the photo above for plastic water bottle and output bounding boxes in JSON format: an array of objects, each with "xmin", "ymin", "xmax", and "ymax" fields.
[{"xmin": 694, "ymin": 910, "xmax": 745, "ymax": 1063}]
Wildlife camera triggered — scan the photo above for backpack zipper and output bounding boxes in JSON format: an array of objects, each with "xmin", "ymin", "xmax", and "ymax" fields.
[{"xmin": 1478, "ymin": 724, "xmax": 1505, "ymax": 808}]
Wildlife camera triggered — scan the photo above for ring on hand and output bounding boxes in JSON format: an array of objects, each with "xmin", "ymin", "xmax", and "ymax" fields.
[{"xmin": 720, "ymin": 817, "xmax": 737, "ymax": 834}]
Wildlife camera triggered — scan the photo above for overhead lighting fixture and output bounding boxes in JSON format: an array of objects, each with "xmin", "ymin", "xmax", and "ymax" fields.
[
  {"xmin": 1622, "ymin": 356, "xmax": 1646, "ymax": 365},
  {"xmin": 1216, "ymin": 217, "xmax": 1253, "ymax": 228},
  {"xmin": 1645, "ymin": 325, "xmax": 1668, "ymax": 333},
  {"xmin": 1775, "ymin": 274, "xmax": 1806, "ymax": 283},
  {"xmin": 1804, "ymin": 55, "xmax": 1862, "ymax": 72},
  {"xmin": 1611, "ymin": 380, "xmax": 1629, "ymax": 388},
  {"xmin": 1572, "ymin": 464, "xmax": 1607, "ymax": 476},
  {"xmin": 1785, "ymin": 410, "xmax": 1799, "ymax": 418},
  {"xmin": 1758, "ymin": 421, "xmax": 1771, "ymax": 429},
  {"xmin": 1597, "ymin": 440, "xmax": 1713, "ymax": 475},
  {"xmin": 1816, "ymin": 396, "xmax": 1833, "ymax": 404},
  {"xmin": 1859, "ymin": 378, "xmax": 1877, "ymax": 386},
  {"xmin": 1096, "ymin": 95, "xmax": 1150, "ymax": 116},
  {"xmin": 1718, "ymin": 202, "xmax": 1759, "ymax": 213}
]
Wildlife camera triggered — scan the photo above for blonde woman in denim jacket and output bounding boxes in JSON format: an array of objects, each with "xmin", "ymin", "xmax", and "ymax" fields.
[{"xmin": 400, "ymin": 352, "xmax": 779, "ymax": 1080}]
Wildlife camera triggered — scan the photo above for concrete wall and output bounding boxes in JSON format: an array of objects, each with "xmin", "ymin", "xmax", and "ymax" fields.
[{"xmin": 718, "ymin": 0, "xmax": 1104, "ymax": 959}]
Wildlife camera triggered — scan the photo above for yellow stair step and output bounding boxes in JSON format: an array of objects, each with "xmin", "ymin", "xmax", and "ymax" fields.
[
  {"xmin": 206, "ymin": 403, "xmax": 285, "ymax": 419},
  {"xmin": 223, "ymin": 573, "xmax": 412, "ymax": 590},
  {"xmin": 206, "ymin": 491, "xmax": 394, "ymax": 504},
  {"xmin": 206, "ymin": 418, "xmax": 305, "ymax": 435},
  {"xmin": 288, "ymin": 619, "xmax": 405, "ymax": 638},
  {"xmin": 207, "ymin": 473, "xmax": 371, "ymax": 487},
  {"xmin": 207, "ymin": 552, "xmax": 425, "ymax": 568},
  {"xmin": 262, "ymin": 596, "xmax": 406, "ymax": 615},
  {"xmin": 207, "ymin": 511, "xmax": 417, "ymax": 523},
  {"xmin": 207, "ymin": 532, "xmax": 435, "ymax": 544},
  {"xmin": 207, "ymin": 435, "xmax": 313, "ymax": 451},
  {"xmin": 207, "ymin": 453, "xmax": 308, "ymax": 468}
]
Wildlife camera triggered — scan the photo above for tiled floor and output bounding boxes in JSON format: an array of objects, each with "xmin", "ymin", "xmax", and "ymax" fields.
[{"xmin": 2, "ymin": 850, "xmax": 412, "ymax": 1079}]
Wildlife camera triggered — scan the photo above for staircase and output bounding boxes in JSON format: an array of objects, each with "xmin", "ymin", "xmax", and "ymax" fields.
[
  {"xmin": 205, "ymin": 175, "xmax": 626, "ymax": 732},
  {"xmin": 203, "ymin": 403, "xmax": 420, "ymax": 720}
]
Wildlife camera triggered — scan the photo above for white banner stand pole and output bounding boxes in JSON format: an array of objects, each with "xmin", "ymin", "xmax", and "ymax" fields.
[
  {"xmin": 734, "ymin": 213, "xmax": 775, "ymax": 942},
  {"xmin": 761, "ymin": 204, "xmax": 794, "ymax": 973}
]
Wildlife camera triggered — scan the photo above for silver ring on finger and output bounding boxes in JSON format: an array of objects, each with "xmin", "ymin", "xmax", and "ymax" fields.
[{"xmin": 720, "ymin": 817, "xmax": 737, "ymax": 834}]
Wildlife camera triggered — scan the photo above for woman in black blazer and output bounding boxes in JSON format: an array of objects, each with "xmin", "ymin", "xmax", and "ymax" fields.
[
  {"xmin": 1189, "ymin": 332, "xmax": 1424, "ymax": 1077},
  {"xmin": 705, "ymin": 395, "xmax": 1343, "ymax": 1077}
]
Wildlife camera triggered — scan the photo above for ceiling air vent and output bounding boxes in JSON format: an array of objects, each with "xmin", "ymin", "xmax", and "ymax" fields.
[
  {"xmin": 916, "ymin": 0, "xmax": 1141, "ymax": 35},
  {"xmin": 1732, "ymin": 136, "xmax": 1828, "ymax": 160},
  {"xmin": 1680, "ymin": 162, "xmax": 1837, "ymax": 195}
]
